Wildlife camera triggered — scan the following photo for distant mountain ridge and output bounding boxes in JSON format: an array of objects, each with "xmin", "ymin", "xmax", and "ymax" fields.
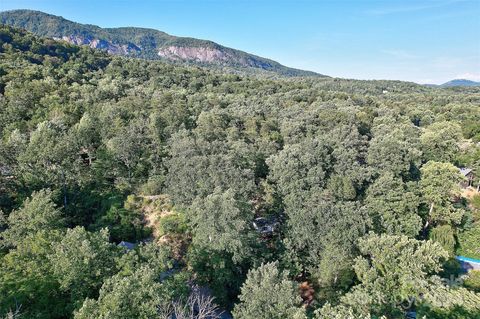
[
  {"xmin": 0, "ymin": 9, "xmax": 324, "ymax": 77},
  {"xmin": 440, "ymin": 79, "xmax": 480, "ymax": 87},
  {"xmin": 424, "ymin": 79, "xmax": 480, "ymax": 88}
]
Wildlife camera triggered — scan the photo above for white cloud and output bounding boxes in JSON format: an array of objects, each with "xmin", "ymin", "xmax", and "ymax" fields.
[{"xmin": 455, "ymin": 72, "xmax": 480, "ymax": 81}]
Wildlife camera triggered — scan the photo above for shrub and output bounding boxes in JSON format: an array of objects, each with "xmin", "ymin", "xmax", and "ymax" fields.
[
  {"xmin": 157, "ymin": 213, "xmax": 187, "ymax": 237},
  {"xmin": 464, "ymin": 270, "xmax": 480, "ymax": 292}
]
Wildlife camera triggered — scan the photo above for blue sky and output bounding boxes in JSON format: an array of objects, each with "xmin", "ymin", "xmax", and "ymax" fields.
[{"xmin": 1, "ymin": 0, "xmax": 479, "ymax": 84}]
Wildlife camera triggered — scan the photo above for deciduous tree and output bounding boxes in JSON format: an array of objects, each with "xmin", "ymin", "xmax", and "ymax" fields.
[
  {"xmin": 1, "ymin": 189, "xmax": 64, "ymax": 247},
  {"xmin": 233, "ymin": 262, "xmax": 305, "ymax": 319}
]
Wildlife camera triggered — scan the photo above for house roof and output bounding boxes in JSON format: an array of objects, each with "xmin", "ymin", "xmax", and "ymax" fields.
[
  {"xmin": 459, "ymin": 168, "xmax": 473, "ymax": 176},
  {"xmin": 118, "ymin": 241, "xmax": 136, "ymax": 250},
  {"xmin": 252, "ymin": 217, "xmax": 278, "ymax": 234}
]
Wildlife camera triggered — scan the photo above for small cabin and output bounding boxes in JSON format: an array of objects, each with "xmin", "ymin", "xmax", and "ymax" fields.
[
  {"xmin": 252, "ymin": 217, "xmax": 278, "ymax": 235},
  {"xmin": 118, "ymin": 241, "xmax": 136, "ymax": 250},
  {"xmin": 459, "ymin": 168, "xmax": 474, "ymax": 188}
]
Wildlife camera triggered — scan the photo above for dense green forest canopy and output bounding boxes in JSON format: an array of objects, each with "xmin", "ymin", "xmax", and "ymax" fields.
[{"xmin": 1, "ymin": 25, "xmax": 480, "ymax": 319}]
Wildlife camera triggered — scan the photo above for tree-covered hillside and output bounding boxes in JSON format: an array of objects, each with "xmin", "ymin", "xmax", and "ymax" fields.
[
  {"xmin": 441, "ymin": 79, "xmax": 480, "ymax": 88},
  {"xmin": 0, "ymin": 10, "xmax": 323, "ymax": 77},
  {"xmin": 1, "ymin": 25, "xmax": 480, "ymax": 319}
]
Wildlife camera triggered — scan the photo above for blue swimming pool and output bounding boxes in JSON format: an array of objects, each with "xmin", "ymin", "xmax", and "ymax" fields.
[{"xmin": 456, "ymin": 256, "xmax": 480, "ymax": 264}]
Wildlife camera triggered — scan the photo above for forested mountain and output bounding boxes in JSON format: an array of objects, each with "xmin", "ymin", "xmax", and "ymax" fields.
[
  {"xmin": 1, "ymin": 25, "xmax": 480, "ymax": 319},
  {"xmin": 440, "ymin": 79, "xmax": 480, "ymax": 87},
  {"xmin": 424, "ymin": 79, "xmax": 480, "ymax": 88},
  {"xmin": 0, "ymin": 9, "xmax": 323, "ymax": 77}
]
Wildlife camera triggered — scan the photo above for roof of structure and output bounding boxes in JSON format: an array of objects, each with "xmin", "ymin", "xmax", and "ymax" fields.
[
  {"xmin": 459, "ymin": 168, "xmax": 473, "ymax": 176},
  {"xmin": 118, "ymin": 241, "xmax": 136, "ymax": 250}
]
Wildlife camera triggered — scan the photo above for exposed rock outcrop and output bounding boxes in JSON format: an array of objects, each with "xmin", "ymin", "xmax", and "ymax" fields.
[
  {"xmin": 158, "ymin": 45, "xmax": 230, "ymax": 63},
  {"xmin": 54, "ymin": 35, "xmax": 141, "ymax": 55}
]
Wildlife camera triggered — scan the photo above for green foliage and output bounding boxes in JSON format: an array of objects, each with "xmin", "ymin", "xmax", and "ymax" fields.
[
  {"xmin": 313, "ymin": 242, "xmax": 356, "ymax": 300},
  {"xmin": 464, "ymin": 270, "xmax": 480, "ymax": 293},
  {"xmin": 367, "ymin": 120, "xmax": 421, "ymax": 177},
  {"xmin": 462, "ymin": 119, "xmax": 480, "ymax": 142},
  {"xmin": 267, "ymin": 137, "xmax": 332, "ymax": 201},
  {"xmin": 157, "ymin": 212, "xmax": 187, "ymax": 237},
  {"xmin": 328, "ymin": 233, "xmax": 449, "ymax": 318},
  {"xmin": 48, "ymin": 227, "xmax": 120, "ymax": 309},
  {"xmin": 93, "ymin": 202, "xmax": 149, "ymax": 242},
  {"xmin": 417, "ymin": 306, "xmax": 480, "ymax": 319},
  {"xmin": 232, "ymin": 262, "xmax": 305, "ymax": 319},
  {"xmin": 429, "ymin": 224, "xmax": 456, "ymax": 256},
  {"xmin": 283, "ymin": 197, "xmax": 368, "ymax": 275},
  {"xmin": 457, "ymin": 224, "xmax": 480, "ymax": 259},
  {"xmin": 1, "ymin": 24, "xmax": 480, "ymax": 318},
  {"xmin": 74, "ymin": 266, "xmax": 170, "ymax": 319},
  {"xmin": 187, "ymin": 246, "xmax": 246, "ymax": 307},
  {"xmin": 417, "ymin": 285, "xmax": 480, "ymax": 317},
  {"xmin": 190, "ymin": 189, "xmax": 254, "ymax": 263},
  {"xmin": 1, "ymin": 189, "xmax": 64, "ymax": 247},
  {"xmin": 315, "ymin": 303, "xmax": 373, "ymax": 319},
  {"xmin": 420, "ymin": 161, "xmax": 465, "ymax": 225},
  {"xmin": 115, "ymin": 242, "xmax": 173, "ymax": 277},
  {"xmin": 365, "ymin": 173, "xmax": 422, "ymax": 237},
  {"xmin": 471, "ymin": 194, "xmax": 480, "ymax": 211},
  {"xmin": 166, "ymin": 131, "xmax": 256, "ymax": 206},
  {"xmin": 0, "ymin": 230, "xmax": 67, "ymax": 318},
  {"xmin": 421, "ymin": 121, "xmax": 463, "ymax": 162}
]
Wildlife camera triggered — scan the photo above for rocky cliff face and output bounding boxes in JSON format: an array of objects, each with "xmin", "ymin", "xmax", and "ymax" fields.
[
  {"xmin": 53, "ymin": 35, "xmax": 141, "ymax": 55},
  {"xmin": 158, "ymin": 46, "xmax": 230, "ymax": 63},
  {"xmin": 57, "ymin": 35, "xmax": 263, "ymax": 67},
  {"xmin": 157, "ymin": 46, "xmax": 275, "ymax": 69}
]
